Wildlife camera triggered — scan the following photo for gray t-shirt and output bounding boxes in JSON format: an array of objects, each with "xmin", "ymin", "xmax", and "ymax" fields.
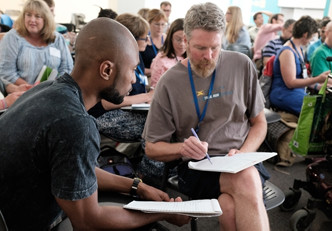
[
  {"xmin": 0, "ymin": 74, "xmax": 100, "ymax": 230},
  {"xmin": 143, "ymin": 51, "xmax": 264, "ymax": 155}
]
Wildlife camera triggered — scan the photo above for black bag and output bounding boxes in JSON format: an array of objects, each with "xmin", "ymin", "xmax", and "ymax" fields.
[{"xmin": 97, "ymin": 146, "xmax": 136, "ymax": 178}]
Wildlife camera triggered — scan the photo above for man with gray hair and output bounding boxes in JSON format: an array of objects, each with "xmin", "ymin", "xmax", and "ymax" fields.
[{"xmin": 143, "ymin": 2, "xmax": 270, "ymax": 230}]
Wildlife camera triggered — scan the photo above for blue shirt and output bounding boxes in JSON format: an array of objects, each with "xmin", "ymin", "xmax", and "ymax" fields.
[
  {"xmin": 0, "ymin": 74, "xmax": 99, "ymax": 230},
  {"xmin": 0, "ymin": 29, "xmax": 73, "ymax": 84}
]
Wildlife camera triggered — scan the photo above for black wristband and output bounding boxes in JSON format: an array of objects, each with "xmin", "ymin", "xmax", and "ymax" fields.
[{"xmin": 130, "ymin": 177, "xmax": 142, "ymax": 197}]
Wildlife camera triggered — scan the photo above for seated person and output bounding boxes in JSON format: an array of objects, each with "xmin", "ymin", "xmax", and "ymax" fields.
[
  {"xmin": 0, "ymin": 17, "xmax": 189, "ymax": 230},
  {"xmin": 140, "ymin": 9, "xmax": 167, "ymax": 76},
  {"xmin": 143, "ymin": 3, "xmax": 270, "ymax": 230},
  {"xmin": 0, "ymin": 78, "xmax": 32, "ymax": 110},
  {"xmin": 270, "ymin": 16, "xmax": 331, "ymax": 116},
  {"xmin": 0, "ymin": 0, "xmax": 73, "ymax": 85},
  {"xmin": 310, "ymin": 21, "xmax": 332, "ymax": 80},
  {"xmin": 150, "ymin": 18, "xmax": 186, "ymax": 88},
  {"xmin": 306, "ymin": 19, "xmax": 331, "ymax": 63},
  {"xmin": 261, "ymin": 19, "xmax": 295, "ymax": 67},
  {"xmin": 222, "ymin": 6, "xmax": 251, "ymax": 50}
]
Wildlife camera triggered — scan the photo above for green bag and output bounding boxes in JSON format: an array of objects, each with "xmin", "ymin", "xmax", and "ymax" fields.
[{"xmin": 289, "ymin": 78, "xmax": 332, "ymax": 156}]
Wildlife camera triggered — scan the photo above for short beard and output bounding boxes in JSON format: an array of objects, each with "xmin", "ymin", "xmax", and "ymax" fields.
[
  {"xmin": 190, "ymin": 59, "xmax": 216, "ymax": 78},
  {"xmin": 99, "ymin": 86, "xmax": 124, "ymax": 105},
  {"xmin": 187, "ymin": 48, "xmax": 217, "ymax": 78}
]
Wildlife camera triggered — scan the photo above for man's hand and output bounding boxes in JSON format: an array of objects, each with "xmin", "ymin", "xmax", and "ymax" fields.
[
  {"xmin": 137, "ymin": 182, "xmax": 170, "ymax": 201},
  {"xmin": 180, "ymin": 136, "xmax": 208, "ymax": 160},
  {"xmin": 164, "ymin": 197, "xmax": 191, "ymax": 226}
]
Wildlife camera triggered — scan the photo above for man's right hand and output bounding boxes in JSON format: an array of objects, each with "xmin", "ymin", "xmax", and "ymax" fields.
[{"xmin": 180, "ymin": 136, "xmax": 208, "ymax": 160}]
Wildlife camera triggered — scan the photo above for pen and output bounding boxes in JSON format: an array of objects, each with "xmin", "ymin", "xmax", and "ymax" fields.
[{"xmin": 190, "ymin": 128, "xmax": 213, "ymax": 164}]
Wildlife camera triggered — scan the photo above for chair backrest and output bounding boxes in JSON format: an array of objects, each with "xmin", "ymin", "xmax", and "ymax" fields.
[
  {"xmin": 226, "ymin": 44, "xmax": 252, "ymax": 59},
  {"xmin": 0, "ymin": 210, "xmax": 8, "ymax": 231},
  {"xmin": 259, "ymin": 55, "xmax": 275, "ymax": 108}
]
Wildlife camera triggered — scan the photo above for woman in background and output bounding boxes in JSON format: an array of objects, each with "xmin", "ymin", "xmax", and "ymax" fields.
[
  {"xmin": 270, "ymin": 16, "xmax": 331, "ymax": 116},
  {"xmin": 0, "ymin": 0, "xmax": 73, "ymax": 85},
  {"xmin": 223, "ymin": 6, "xmax": 251, "ymax": 49},
  {"xmin": 140, "ymin": 9, "xmax": 167, "ymax": 76},
  {"xmin": 150, "ymin": 18, "xmax": 186, "ymax": 88}
]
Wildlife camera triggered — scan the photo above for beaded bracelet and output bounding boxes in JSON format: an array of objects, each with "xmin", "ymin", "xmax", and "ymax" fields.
[{"xmin": 0, "ymin": 99, "xmax": 8, "ymax": 109}]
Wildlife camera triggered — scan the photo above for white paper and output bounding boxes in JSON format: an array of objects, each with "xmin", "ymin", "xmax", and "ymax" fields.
[
  {"xmin": 131, "ymin": 103, "xmax": 150, "ymax": 108},
  {"xmin": 124, "ymin": 199, "xmax": 222, "ymax": 217},
  {"xmin": 188, "ymin": 152, "xmax": 277, "ymax": 174}
]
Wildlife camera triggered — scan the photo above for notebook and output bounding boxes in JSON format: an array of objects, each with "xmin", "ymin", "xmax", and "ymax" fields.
[
  {"xmin": 124, "ymin": 199, "xmax": 222, "ymax": 217},
  {"xmin": 188, "ymin": 152, "xmax": 277, "ymax": 173}
]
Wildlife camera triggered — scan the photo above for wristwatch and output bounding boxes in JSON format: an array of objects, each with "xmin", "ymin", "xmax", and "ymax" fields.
[{"xmin": 130, "ymin": 177, "xmax": 142, "ymax": 197}]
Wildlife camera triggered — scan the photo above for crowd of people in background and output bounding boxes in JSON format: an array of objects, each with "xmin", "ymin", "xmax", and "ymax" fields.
[{"xmin": 1, "ymin": 0, "xmax": 332, "ymax": 230}]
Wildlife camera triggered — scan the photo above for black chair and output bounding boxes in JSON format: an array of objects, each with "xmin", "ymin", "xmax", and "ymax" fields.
[
  {"xmin": 225, "ymin": 44, "xmax": 253, "ymax": 59},
  {"xmin": 0, "ymin": 210, "xmax": 8, "ymax": 231}
]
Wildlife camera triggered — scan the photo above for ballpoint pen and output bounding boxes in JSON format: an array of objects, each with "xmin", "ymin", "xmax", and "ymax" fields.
[{"xmin": 191, "ymin": 128, "xmax": 213, "ymax": 164}]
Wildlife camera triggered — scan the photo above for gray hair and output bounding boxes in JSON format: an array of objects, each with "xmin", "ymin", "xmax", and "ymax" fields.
[
  {"xmin": 283, "ymin": 19, "xmax": 295, "ymax": 29},
  {"xmin": 184, "ymin": 2, "xmax": 225, "ymax": 40}
]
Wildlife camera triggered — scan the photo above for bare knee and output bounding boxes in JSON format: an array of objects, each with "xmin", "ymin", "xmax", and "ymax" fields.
[{"xmin": 219, "ymin": 166, "xmax": 263, "ymax": 199}]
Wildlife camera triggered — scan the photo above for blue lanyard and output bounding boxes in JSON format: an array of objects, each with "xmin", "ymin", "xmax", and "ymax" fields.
[
  {"xmin": 289, "ymin": 39, "xmax": 305, "ymax": 65},
  {"xmin": 135, "ymin": 65, "xmax": 146, "ymax": 92},
  {"xmin": 150, "ymin": 34, "xmax": 164, "ymax": 56},
  {"xmin": 188, "ymin": 60, "xmax": 216, "ymax": 133}
]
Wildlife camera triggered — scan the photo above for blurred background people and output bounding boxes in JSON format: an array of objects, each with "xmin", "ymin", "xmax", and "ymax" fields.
[
  {"xmin": 253, "ymin": 13, "xmax": 284, "ymax": 73},
  {"xmin": 150, "ymin": 18, "xmax": 186, "ymax": 88},
  {"xmin": 137, "ymin": 8, "xmax": 149, "ymax": 21},
  {"xmin": 248, "ymin": 11, "xmax": 272, "ymax": 45},
  {"xmin": 270, "ymin": 16, "xmax": 331, "ymax": 116},
  {"xmin": 261, "ymin": 18, "xmax": 295, "ymax": 67},
  {"xmin": 223, "ymin": 6, "xmax": 251, "ymax": 49},
  {"xmin": 306, "ymin": 19, "xmax": 331, "ymax": 63},
  {"xmin": 140, "ymin": 9, "xmax": 167, "ymax": 76},
  {"xmin": 0, "ymin": 0, "xmax": 73, "ymax": 85},
  {"xmin": 160, "ymin": 1, "xmax": 172, "ymax": 33},
  {"xmin": 97, "ymin": 7, "xmax": 118, "ymax": 19},
  {"xmin": 310, "ymin": 21, "xmax": 332, "ymax": 78}
]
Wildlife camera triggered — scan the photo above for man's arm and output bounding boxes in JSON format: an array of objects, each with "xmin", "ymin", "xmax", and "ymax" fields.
[
  {"xmin": 55, "ymin": 168, "xmax": 190, "ymax": 230},
  {"xmin": 56, "ymin": 190, "xmax": 189, "ymax": 230},
  {"xmin": 228, "ymin": 110, "xmax": 267, "ymax": 155},
  {"xmin": 96, "ymin": 167, "xmax": 170, "ymax": 201},
  {"xmin": 145, "ymin": 137, "xmax": 208, "ymax": 162}
]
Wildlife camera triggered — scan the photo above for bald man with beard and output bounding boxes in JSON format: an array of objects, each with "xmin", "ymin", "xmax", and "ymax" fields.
[{"xmin": 0, "ymin": 18, "xmax": 189, "ymax": 230}]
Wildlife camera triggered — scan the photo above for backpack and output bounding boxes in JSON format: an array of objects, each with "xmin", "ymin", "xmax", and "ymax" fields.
[{"xmin": 97, "ymin": 146, "xmax": 136, "ymax": 178}]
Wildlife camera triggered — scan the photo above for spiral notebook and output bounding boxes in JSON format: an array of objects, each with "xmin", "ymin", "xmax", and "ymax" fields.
[
  {"xmin": 124, "ymin": 199, "xmax": 222, "ymax": 217},
  {"xmin": 188, "ymin": 152, "xmax": 277, "ymax": 173}
]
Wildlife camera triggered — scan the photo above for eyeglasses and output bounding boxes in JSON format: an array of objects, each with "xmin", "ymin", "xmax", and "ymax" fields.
[
  {"xmin": 136, "ymin": 35, "xmax": 149, "ymax": 42},
  {"xmin": 153, "ymin": 23, "xmax": 166, "ymax": 28},
  {"xmin": 172, "ymin": 37, "xmax": 185, "ymax": 44}
]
